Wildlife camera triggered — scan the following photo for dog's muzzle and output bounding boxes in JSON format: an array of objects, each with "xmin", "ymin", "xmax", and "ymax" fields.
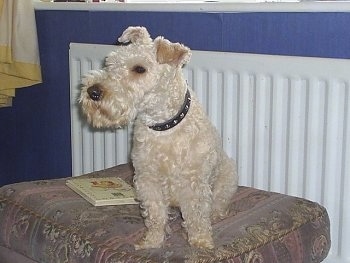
[{"xmin": 87, "ymin": 84, "xmax": 103, "ymax": 101}]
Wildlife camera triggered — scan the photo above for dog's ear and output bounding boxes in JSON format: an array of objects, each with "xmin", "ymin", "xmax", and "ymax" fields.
[
  {"xmin": 154, "ymin": 37, "xmax": 191, "ymax": 67},
  {"xmin": 118, "ymin": 26, "xmax": 152, "ymax": 45}
]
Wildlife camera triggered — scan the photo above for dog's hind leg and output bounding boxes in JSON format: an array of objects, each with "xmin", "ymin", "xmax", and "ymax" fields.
[{"xmin": 211, "ymin": 154, "xmax": 238, "ymax": 223}]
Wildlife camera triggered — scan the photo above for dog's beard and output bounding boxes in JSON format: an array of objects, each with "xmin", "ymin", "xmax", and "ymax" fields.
[{"xmin": 80, "ymin": 98, "xmax": 135, "ymax": 129}]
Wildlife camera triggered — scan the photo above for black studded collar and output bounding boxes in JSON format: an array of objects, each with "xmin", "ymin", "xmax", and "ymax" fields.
[{"xmin": 149, "ymin": 89, "xmax": 191, "ymax": 131}]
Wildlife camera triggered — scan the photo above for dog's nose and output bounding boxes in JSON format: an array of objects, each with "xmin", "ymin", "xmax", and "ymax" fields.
[{"xmin": 87, "ymin": 84, "xmax": 103, "ymax": 101}]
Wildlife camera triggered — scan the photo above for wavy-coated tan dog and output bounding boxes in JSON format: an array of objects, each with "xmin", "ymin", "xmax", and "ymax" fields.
[{"xmin": 80, "ymin": 26, "xmax": 238, "ymax": 250}]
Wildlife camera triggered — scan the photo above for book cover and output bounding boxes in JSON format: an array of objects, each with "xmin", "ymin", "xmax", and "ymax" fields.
[{"xmin": 66, "ymin": 177, "xmax": 138, "ymax": 206}]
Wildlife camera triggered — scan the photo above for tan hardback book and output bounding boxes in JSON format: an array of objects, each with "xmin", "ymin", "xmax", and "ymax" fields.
[{"xmin": 66, "ymin": 176, "xmax": 139, "ymax": 206}]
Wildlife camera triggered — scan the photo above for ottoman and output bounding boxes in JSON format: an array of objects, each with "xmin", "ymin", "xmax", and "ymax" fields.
[{"xmin": 0, "ymin": 164, "xmax": 330, "ymax": 263}]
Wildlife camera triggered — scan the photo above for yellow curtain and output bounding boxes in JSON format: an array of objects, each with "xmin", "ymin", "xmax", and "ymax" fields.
[{"xmin": 0, "ymin": 0, "xmax": 42, "ymax": 107}]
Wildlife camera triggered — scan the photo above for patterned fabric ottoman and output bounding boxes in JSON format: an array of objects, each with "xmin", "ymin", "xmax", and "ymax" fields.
[{"xmin": 0, "ymin": 164, "xmax": 330, "ymax": 263}]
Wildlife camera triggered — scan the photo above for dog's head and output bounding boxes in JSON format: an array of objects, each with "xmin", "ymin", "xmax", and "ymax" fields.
[{"xmin": 79, "ymin": 26, "xmax": 191, "ymax": 129}]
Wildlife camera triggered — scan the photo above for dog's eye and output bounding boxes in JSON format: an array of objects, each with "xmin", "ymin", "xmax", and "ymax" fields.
[{"xmin": 132, "ymin": 65, "xmax": 146, "ymax": 74}]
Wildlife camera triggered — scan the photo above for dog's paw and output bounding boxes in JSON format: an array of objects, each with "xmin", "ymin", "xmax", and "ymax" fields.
[
  {"xmin": 134, "ymin": 239, "xmax": 163, "ymax": 250},
  {"xmin": 189, "ymin": 235, "xmax": 214, "ymax": 250},
  {"xmin": 134, "ymin": 231, "xmax": 164, "ymax": 250}
]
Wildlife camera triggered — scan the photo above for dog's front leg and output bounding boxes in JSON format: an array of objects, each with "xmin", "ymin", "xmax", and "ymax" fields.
[
  {"xmin": 178, "ymin": 183, "xmax": 215, "ymax": 250},
  {"xmin": 134, "ymin": 177, "xmax": 168, "ymax": 250}
]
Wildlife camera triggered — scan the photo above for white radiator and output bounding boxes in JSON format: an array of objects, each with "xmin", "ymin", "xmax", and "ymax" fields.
[{"xmin": 69, "ymin": 43, "xmax": 350, "ymax": 263}]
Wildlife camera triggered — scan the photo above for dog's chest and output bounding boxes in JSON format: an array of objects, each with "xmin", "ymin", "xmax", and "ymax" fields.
[
  {"xmin": 132, "ymin": 122, "xmax": 190, "ymax": 159},
  {"xmin": 162, "ymin": 174, "xmax": 185, "ymax": 206}
]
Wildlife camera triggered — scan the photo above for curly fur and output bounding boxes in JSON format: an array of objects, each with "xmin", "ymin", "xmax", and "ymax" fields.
[{"xmin": 79, "ymin": 26, "xmax": 238, "ymax": 250}]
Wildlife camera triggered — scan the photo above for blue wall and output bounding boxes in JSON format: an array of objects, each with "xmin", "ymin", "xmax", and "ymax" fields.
[{"xmin": 1, "ymin": 10, "xmax": 350, "ymax": 186}]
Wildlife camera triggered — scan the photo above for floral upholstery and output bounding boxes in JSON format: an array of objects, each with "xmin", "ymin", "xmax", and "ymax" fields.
[{"xmin": 0, "ymin": 164, "xmax": 330, "ymax": 263}]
